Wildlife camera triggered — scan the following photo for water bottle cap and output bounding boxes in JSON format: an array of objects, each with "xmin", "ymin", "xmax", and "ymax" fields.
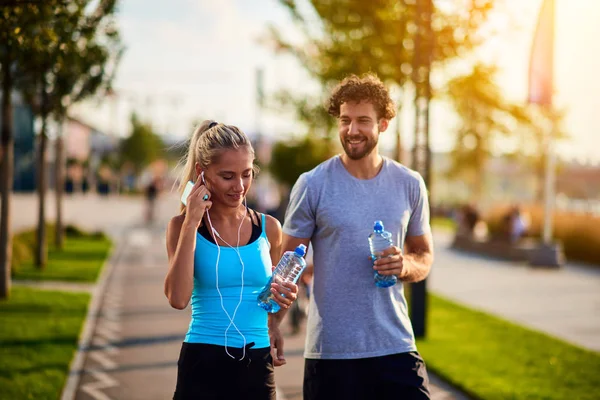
[
  {"xmin": 374, "ymin": 220, "xmax": 384, "ymax": 232},
  {"xmin": 294, "ymin": 244, "xmax": 307, "ymax": 256}
]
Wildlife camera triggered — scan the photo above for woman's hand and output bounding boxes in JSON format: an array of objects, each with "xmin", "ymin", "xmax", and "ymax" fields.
[
  {"xmin": 270, "ymin": 281, "xmax": 298, "ymax": 310},
  {"xmin": 269, "ymin": 324, "xmax": 286, "ymax": 367},
  {"xmin": 184, "ymin": 180, "xmax": 212, "ymax": 228}
]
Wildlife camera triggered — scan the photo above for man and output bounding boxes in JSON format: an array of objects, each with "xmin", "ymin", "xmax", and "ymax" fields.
[{"xmin": 282, "ymin": 73, "xmax": 434, "ymax": 399}]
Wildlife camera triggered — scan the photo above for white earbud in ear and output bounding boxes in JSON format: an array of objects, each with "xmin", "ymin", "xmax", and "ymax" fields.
[{"xmin": 200, "ymin": 171, "xmax": 206, "ymax": 184}]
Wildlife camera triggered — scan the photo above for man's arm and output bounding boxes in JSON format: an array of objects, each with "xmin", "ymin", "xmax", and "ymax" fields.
[
  {"xmin": 400, "ymin": 232, "xmax": 434, "ymax": 282},
  {"xmin": 373, "ymin": 232, "xmax": 434, "ymax": 283}
]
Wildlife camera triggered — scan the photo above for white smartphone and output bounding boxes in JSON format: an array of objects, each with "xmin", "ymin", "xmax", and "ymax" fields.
[{"xmin": 181, "ymin": 180, "xmax": 194, "ymax": 206}]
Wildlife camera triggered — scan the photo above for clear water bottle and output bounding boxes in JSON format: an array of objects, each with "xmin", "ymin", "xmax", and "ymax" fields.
[
  {"xmin": 257, "ymin": 244, "xmax": 308, "ymax": 313},
  {"xmin": 368, "ymin": 220, "xmax": 398, "ymax": 288}
]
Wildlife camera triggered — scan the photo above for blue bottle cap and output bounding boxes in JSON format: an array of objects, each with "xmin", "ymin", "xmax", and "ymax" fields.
[
  {"xmin": 374, "ymin": 220, "xmax": 384, "ymax": 232},
  {"xmin": 295, "ymin": 244, "xmax": 307, "ymax": 257}
]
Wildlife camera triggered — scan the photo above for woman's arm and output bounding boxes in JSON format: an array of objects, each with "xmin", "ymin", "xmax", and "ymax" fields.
[
  {"xmin": 265, "ymin": 215, "xmax": 298, "ymax": 315},
  {"xmin": 265, "ymin": 214, "xmax": 297, "ymax": 367},
  {"xmin": 164, "ymin": 179, "xmax": 212, "ymax": 309},
  {"xmin": 164, "ymin": 215, "xmax": 197, "ymax": 309}
]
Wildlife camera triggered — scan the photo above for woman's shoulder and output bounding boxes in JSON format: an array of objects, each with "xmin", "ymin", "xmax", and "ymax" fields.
[
  {"xmin": 263, "ymin": 213, "xmax": 282, "ymax": 249},
  {"xmin": 264, "ymin": 214, "xmax": 282, "ymax": 232},
  {"xmin": 249, "ymin": 210, "xmax": 281, "ymax": 237},
  {"xmin": 167, "ymin": 214, "xmax": 186, "ymax": 233}
]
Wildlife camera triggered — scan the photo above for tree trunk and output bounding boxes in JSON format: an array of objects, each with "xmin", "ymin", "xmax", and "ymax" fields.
[
  {"xmin": 0, "ymin": 55, "xmax": 14, "ymax": 299},
  {"xmin": 35, "ymin": 111, "xmax": 49, "ymax": 269},
  {"xmin": 394, "ymin": 101, "xmax": 403, "ymax": 163},
  {"xmin": 55, "ymin": 122, "xmax": 65, "ymax": 249}
]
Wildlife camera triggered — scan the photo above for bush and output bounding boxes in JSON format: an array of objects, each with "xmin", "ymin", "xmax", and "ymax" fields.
[
  {"xmin": 10, "ymin": 224, "xmax": 105, "ymax": 275},
  {"xmin": 10, "ymin": 237, "xmax": 32, "ymax": 276},
  {"xmin": 485, "ymin": 205, "xmax": 600, "ymax": 265},
  {"xmin": 65, "ymin": 224, "xmax": 86, "ymax": 237}
]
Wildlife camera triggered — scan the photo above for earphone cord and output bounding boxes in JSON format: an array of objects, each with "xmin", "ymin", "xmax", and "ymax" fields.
[{"xmin": 205, "ymin": 199, "xmax": 248, "ymax": 361}]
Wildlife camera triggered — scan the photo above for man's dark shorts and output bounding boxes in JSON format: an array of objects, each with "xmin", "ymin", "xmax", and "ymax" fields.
[{"xmin": 304, "ymin": 351, "xmax": 430, "ymax": 400}]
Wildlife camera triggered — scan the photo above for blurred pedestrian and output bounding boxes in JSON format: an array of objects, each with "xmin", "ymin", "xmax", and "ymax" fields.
[
  {"xmin": 164, "ymin": 121, "xmax": 298, "ymax": 400},
  {"xmin": 509, "ymin": 205, "xmax": 528, "ymax": 244},
  {"xmin": 282, "ymin": 74, "xmax": 434, "ymax": 399},
  {"xmin": 145, "ymin": 175, "xmax": 162, "ymax": 223},
  {"xmin": 456, "ymin": 203, "xmax": 480, "ymax": 238}
]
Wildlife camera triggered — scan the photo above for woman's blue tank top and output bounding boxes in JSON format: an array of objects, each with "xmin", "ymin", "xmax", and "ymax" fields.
[{"xmin": 184, "ymin": 213, "xmax": 272, "ymax": 348}]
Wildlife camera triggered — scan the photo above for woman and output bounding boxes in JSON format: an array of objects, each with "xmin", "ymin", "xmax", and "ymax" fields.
[{"xmin": 165, "ymin": 120, "xmax": 298, "ymax": 399}]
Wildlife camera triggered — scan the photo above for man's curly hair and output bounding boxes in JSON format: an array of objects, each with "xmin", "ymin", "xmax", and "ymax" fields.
[{"xmin": 327, "ymin": 73, "xmax": 396, "ymax": 120}]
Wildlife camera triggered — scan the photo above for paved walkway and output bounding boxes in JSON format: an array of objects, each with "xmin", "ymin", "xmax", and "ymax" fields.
[
  {"xmin": 69, "ymin": 224, "xmax": 467, "ymax": 400},
  {"xmin": 13, "ymin": 193, "xmax": 463, "ymax": 399},
  {"xmin": 10, "ymin": 192, "xmax": 599, "ymax": 399},
  {"xmin": 429, "ymin": 230, "xmax": 600, "ymax": 352}
]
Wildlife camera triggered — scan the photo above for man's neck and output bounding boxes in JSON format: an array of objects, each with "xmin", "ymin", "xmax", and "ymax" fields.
[{"xmin": 340, "ymin": 152, "xmax": 384, "ymax": 180}]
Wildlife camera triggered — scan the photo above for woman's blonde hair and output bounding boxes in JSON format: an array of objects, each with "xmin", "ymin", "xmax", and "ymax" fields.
[{"xmin": 177, "ymin": 120, "xmax": 258, "ymax": 211}]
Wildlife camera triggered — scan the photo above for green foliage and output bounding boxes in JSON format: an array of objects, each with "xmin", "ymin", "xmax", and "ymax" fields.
[
  {"xmin": 0, "ymin": 287, "xmax": 90, "ymax": 400},
  {"xmin": 268, "ymin": 0, "xmax": 501, "ymax": 169},
  {"xmin": 270, "ymin": 0, "xmax": 496, "ymax": 88},
  {"xmin": 271, "ymin": 90, "xmax": 337, "ymax": 140},
  {"xmin": 417, "ymin": 294, "xmax": 600, "ymax": 399},
  {"xmin": 13, "ymin": 0, "xmax": 122, "ymax": 120},
  {"xmin": 269, "ymin": 136, "xmax": 332, "ymax": 188},
  {"xmin": 444, "ymin": 64, "xmax": 535, "ymax": 198},
  {"xmin": 120, "ymin": 113, "xmax": 165, "ymax": 175}
]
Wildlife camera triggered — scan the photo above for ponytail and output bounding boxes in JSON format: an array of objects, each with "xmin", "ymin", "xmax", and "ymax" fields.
[
  {"xmin": 176, "ymin": 120, "xmax": 215, "ymax": 212},
  {"xmin": 176, "ymin": 120, "xmax": 259, "ymax": 212}
]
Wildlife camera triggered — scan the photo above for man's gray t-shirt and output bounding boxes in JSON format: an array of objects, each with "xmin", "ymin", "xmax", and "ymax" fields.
[{"xmin": 283, "ymin": 155, "xmax": 431, "ymax": 360}]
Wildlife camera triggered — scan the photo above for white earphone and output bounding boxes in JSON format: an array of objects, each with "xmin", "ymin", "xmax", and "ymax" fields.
[{"xmin": 200, "ymin": 171, "xmax": 248, "ymax": 361}]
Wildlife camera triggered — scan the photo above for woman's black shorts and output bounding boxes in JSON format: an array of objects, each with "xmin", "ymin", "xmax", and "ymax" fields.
[{"xmin": 173, "ymin": 342, "xmax": 275, "ymax": 400}]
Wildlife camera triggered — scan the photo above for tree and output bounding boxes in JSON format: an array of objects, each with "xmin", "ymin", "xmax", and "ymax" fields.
[
  {"xmin": 49, "ymin": 4, "xmax": 121, "ymax": 250},
  {"xmin": 120, "ymin": 113, "xmax": 164, "ymax": 176},
  {"xmin": 0, "ymin": 1, "xmax": 56, "ymax": 297},
  {"xmin": 444, "ymin": 63, "xmax": 565, "ymax": 201},
  {"xmin": 269, "ymin": 135, "xmax": 331, "ymax": 189},
  {"xmin": 267, "ymin": 0, "xmax": 498, "ymax": 161},
  {"xmin": 444, "ymin": 64, "xmax": 526, "ymax": 199},
  {"xmin": 16, "ymin": 0, "xmax": 121, "ymax": 264},
  {"xmin": 271, "ymin": 90, "xmax": 336, "ymax": 141},
  {"xmin": 515, "ymin": 106, "xmax": 567, "ymax": 202}
]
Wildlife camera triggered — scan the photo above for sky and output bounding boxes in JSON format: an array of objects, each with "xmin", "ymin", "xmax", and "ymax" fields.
[{"xmin": 72, "ymin": 0, "xmax": 600, "ymax": 164}]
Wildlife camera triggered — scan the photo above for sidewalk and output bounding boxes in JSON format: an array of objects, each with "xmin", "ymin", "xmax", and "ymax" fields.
[
  {"xmin": 71, "ymin": 223, "xmax": 188, "ymax": 400},
  {"xmin": 14, "ymin": 193, "xmax": 597, "ymax": 397},
  {"xmin": 429, "ymin": 230, "xmax": 600, "ymax": 352},
  {"xmin": 49, "ymin": 194, "xmax": 467, "ymax": 399},
  {"xmin": 67, "ymin": 222, "xmax": 467, "ymax": 400}
]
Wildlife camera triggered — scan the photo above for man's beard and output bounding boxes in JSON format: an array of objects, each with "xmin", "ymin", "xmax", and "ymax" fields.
[{"xmin": 341, "ymin": 135, "xmax": 378, "ymax": 160}]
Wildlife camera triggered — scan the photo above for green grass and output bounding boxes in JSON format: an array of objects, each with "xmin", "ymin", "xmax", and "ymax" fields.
[
  {"xmin": 416, "ymin": 295, "xmax": 600, "ymax": 399},
  {"xmin": 431, "ymin": 216, "xmax": 456, "ymax": 231},
  {"xmin": 0, "ymin": 287, "xmax": 90, "ymax": 400},
  {"xmin": 12, "ymin": 234, "xmax": 112, "ymax": 282}
]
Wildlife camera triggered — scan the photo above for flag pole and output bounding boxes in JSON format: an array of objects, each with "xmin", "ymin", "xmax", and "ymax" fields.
[{"xmin": 528, "ymin": 0, "xmax": 564, "ymax": 267}]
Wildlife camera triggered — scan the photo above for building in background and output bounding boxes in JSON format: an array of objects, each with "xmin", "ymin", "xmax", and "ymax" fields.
[{"xmin": 0, "ymin": 92, "xmax": 35, "ymax": 192}]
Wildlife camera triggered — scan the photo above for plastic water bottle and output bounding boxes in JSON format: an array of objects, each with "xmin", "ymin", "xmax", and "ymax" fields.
[
  {"xmin": 257, "ymin": 244, "xmax": 307, "ymax": 313},
  {"xmin": 368, "ymin": 220, "xmax": 398, "ymax": 288}
]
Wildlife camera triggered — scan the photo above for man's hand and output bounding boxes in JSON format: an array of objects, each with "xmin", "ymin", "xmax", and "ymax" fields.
[
  {"xmin": 373, "ymin": 246, "xmax": 408, "ymax": 279},
  {"xmin": 269, "ymin": 325, "xmax": 287, "ymax": 367}
]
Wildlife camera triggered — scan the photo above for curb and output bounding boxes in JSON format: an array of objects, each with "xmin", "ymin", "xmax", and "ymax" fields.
[{"xmin": 60, "ymin": 233, "xmax": 126, "ymax": 400}]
